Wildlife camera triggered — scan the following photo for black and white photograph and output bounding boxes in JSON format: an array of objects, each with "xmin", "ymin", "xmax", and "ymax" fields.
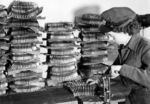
[{"xmin": 0, "ymin": 0, "xmax": 150, "ymax": 104}]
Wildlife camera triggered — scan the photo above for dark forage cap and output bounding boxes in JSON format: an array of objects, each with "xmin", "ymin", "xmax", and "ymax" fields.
[{"xmin": 99, "ymin": 7, "xmax": 136, "ymax": 32}]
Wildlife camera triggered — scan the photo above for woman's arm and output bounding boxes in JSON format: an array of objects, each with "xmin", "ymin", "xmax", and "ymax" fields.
[{"xmin": 120, "ymin": 49, "xmax": 150, "ymax": 88}]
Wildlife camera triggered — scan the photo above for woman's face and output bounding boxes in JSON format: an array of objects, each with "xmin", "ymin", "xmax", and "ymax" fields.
[{"xmin": 107, "ymin": 31, "xmax": 129, "ymax": 44}]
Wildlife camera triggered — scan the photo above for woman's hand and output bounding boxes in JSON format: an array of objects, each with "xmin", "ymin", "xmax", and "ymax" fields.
[{"xmin": 110, "ymin": 65, "xmax": 122, "ymax": 79}]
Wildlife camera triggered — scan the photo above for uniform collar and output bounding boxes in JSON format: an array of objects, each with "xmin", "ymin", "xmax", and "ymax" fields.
[{"xmin": 126, "ymin": 33, "xmax": 142, "ymax": 52}]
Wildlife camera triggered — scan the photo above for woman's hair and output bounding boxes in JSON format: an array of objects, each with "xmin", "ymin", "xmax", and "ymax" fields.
[{"xmin": 112, "ymin": 19, "xmax": 142, "ymax": 35}]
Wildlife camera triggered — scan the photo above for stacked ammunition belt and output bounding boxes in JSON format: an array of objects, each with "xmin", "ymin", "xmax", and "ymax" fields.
[
  {"xmin": 64, "ymin": 79, "xmax": 96, "ymax": 97},
  {"xmin": 0, "ymin": 5, "xmax": 8, "ymax": 96},
  {"xmin": 6, "ymin": 0, "xmax": 45, "ymax": 93},
  {"xmin": 8, "ymin": 0, "xmax": 43, "ymax": 20},
  {"xmin": 75, "ymin": 13, "xmax": 115, "ymax": 79},
  {"xmin": 43, "ymin": 22, "xmax": 81, "ymax": 85}
]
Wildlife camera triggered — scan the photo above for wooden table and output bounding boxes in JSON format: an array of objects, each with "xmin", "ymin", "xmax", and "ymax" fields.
[{"xmin": 0, "ymin": 80, "xmax": 130, "ymax": 104}]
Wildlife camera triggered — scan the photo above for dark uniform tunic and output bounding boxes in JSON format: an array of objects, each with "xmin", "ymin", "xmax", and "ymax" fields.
[{"xmin": 113, "ymin": 33, "xmax": 150, "ymax": 104}]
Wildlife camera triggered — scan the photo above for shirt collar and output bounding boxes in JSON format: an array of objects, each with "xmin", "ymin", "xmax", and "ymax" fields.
[{"xmin": 126, "ymin": 33, "xmax": 142, "ymax": 52}]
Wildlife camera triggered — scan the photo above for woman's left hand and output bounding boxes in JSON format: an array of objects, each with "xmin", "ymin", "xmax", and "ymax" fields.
[{"xmin": 110, "ymin": 65, "xmax": 122, "ymax": 79}]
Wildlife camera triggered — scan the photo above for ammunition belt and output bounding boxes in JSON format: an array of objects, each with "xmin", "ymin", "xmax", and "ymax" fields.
[
  {"xmin": 50, "ymin": 69, "xmax": 77, "ymax": 76},
  {"xmin": 81, "ymin": 19, "xmax": 102, "ymax": 26},
  {"xmin": 64, "ymin": 79, "xmax": 86, "ymax": 86},
  {"xmin": 14, "ymin": 78, "xmax": 40, "ymax": 85},
  {"xmin": 7, "ymin": 71, "xmax": 42, "ymax": 81},
  {"xmin": 9, "ymin": 7, "xmax": 43, "ymax": 19},
  {"xmin": 48, "ymin": 33, "xmax": 74, "ymax": 40},
  {"xmin": 13, "ymin": 70, "xmax": 39, "ymax": 77},
  {"xmin": 7, "ymin": 18, "xmax": 39, "ymax": 28},
  {"xmin": 82, "ymin": 13, "xmax": 101, "ymax": 20},
  {"xmin": 11, "ymin": 43, "xmax": 38, "ymax": 47},
  {"xmin": 10, "ymin": 85, "xmax": 42, "ymax": 93},
  {"xmin": 48, "ymin": 31, "xmax": 73, "ymax": 35},
  {"xmin": 50, "ymin": 71, "xmax": 78, "ymax": 82},
  {"xmin": 75, "ymin": 17, "xmax": 100, "ymax": 26},
  {"xmin": 83, "ymin": 64, "xmax": 109, "ymax": 70},
  {"xmin": 14, "ymin": 80, "xmax": 45, "ymax": 87},
  {"xmin": 81, "ymin": 27, "xmax": 99, "ymax": 32},
  {"xmin": 11, "ymin": 27, "xmax": 37, "ymax": 36},
  {"xmin": 11, "ymin": 45, "xmax": 38, "ymax": 53},
  {"xmin": 47, "ymin": 27, "xmax": 73, "ymax": 32},
  {"xmin": 12, "ymin": 33, "xmax": 41, "ymax": 38},
  {"xmin": 47, "ymin": 41, "xmax": 76, "ymax": 47},
  {"xmin": 49, "ymin": 55, "xmax": 77, "ymax": 65},
  {"xmin": 10, "ymin": 61, "xmax": 39, "ymax": 70},
  {"xmin": 82, "ymin": 41, "xmax": 109, "ymax": 48},
  {"xmin": 82, "ymin": 49, "xmax": 108, "ymax": 56},
  {"xmin": 11, "ymin": 36, "xmax": 39, "ymax": 44},
  {"xmin": 82, "ymin": 34, "xmax": 109, "ymax": 42},
  {"xmin": 7, "ymin": 71, "xmax": 43, "ymax": 82},
  {"xmin": 45, "ymin": 22, "xmax": 73, "ymax": 27},
  {"xmin": 50, "ymin": 48, "xmax": 78, "ymax": 55},
  {"xmin": 82, "ymin": 44, "xmax": 115, "ymax": 51},
  {"xmin": 11, "ymin": 53, "xmax": 37, "ymax": 61},
  {"xmin": 51, "ymin": 63, "xmax": 76, "ymax": 73},
  {"xmin": 65, "ymin": 80, "xmax": 96, "ymax": 97},
  {"xmin": 82, "ymin": 55, "xmax": 108, "ymax": 62},
  {"xmin": 82, "ymin": 32, "xmax": 105, "ymax": 36},
  {"xmin": 10, "ymin": 1, "xmax": 38, "ymax": 9},
  {"xmin": 11, "ymin": 6, "xmax": 37, "ymax": 13}
]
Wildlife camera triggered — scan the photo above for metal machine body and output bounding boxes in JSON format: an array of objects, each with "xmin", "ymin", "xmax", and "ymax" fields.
[{"xmin": 98, "ymin": 75, "xmax": 111, "ymax": 104}]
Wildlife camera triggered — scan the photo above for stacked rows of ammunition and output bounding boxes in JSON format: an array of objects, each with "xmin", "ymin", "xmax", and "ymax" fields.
[
  {"xmin": 43, "ymin": 22, "xmax": 81, "ymax": 86},
  {"xmin": 63, "ymin": 14, "xmax": 115, "ymax": 97},
  {"xmin": 0, "ymin": 5, "xmax": 8, "ymax": 95},
  {"xmin": 0, "ymin": 1, "xmax": 115, "ymax": 97},
  {"xmin": 6, "ymin": 1, "xmax": 46, "ymax": 93},
  {"xmin": 75, "ymin": 14, "xmax": 114, "ymax": 79}
]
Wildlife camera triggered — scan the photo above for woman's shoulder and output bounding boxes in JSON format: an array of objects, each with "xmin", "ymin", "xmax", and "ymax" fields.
[
  {"xmin": 139, "ymin": 36, "xmax": 150, "ymax": 55},
  {"xmin": 140, "ymin": 36, "xmax": 150, "ymax": 46}
]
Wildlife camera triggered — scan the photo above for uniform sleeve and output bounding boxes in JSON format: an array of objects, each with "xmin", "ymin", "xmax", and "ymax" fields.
[{"xmin": 120, "ymin": 49, "xmax": 150, "ymax": 88}]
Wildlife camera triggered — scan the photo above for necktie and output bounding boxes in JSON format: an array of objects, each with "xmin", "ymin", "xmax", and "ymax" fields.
[{"xmin": 118, "ymin": 44, "xmax": 128, "ymax": 64}]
